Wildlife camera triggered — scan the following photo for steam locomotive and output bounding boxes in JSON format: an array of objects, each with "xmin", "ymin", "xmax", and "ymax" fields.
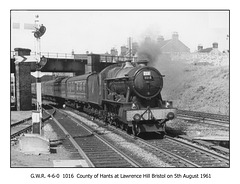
[{"xmin": 32, "ymin": 60, "xmax": 176, "ymax": 136}]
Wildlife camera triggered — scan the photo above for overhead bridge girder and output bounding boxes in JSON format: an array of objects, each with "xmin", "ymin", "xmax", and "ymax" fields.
[
  {"xmin": 40, "ymin": 58, "xmax": 87, "ymax": 73},
  {"xmin": 11, "ymin": 58, "xmax": 87, "ymax": 74}
]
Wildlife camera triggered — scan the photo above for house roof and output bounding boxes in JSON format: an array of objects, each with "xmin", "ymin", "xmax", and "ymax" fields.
[
  {"xmin": 158, "ymin": 39, "xmax": 171, "ymax": 48},
  {"xmin": 158, "ymin": 39, "xmax": 190, "ymax": 52},
  {"xmin": 198, "ymin": 47, "xmax": 213, "ymax": 53}
]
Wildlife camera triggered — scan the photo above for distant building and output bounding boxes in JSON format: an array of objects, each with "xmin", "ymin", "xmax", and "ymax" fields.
[
  {"xmin": 197, "ymin": 44, "xmax": 203, "ymax": 51},
  {"xmin": 120, "ymin": 46, "xmax": 128, "ymax": 56},
  {"xmin": 132, "ymin": 42, "xmax": 139, "ymax": 56},
  {"xmin": 157, "ymin": 32, "xmax": 190, "ymax": 54},
  {"xmin": 192, "ymin": 42, "xmax": 229, "ymax": 66},
  {"xmin": 110, "ymin": 48, "xmax": 118, "ymax": 56},
  {"xmin": 197, "ymin": 42, "xmax": 221, "ymax": 55},
  {"xmin": 145, "ymin": 36, "xmax": 152, "ymax": 43}
]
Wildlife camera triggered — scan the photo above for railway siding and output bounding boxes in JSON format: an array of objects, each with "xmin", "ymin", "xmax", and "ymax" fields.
[{"xmin": 177, "ymin": 110, "xmax": 229, "ymax": 123}]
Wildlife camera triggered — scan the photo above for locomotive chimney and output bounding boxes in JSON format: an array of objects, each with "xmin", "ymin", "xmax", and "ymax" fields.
[{"xmin": 136, "ymin": 56, "xmax": 149, "ymax": 66}]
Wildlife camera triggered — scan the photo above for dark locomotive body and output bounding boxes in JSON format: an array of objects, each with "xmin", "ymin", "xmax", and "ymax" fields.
[{"xmin": 32, "ymin": 61, "xmax": 176, "ymax": 136}]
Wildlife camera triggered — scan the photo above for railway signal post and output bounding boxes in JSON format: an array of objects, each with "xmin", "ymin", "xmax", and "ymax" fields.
[
  {"xmin": 18, "ymin": 15, "xmax": 49, "ymax": 155},
  {"xmin": 32, "ymin": 15, "xmax": 46, "ymax": 134}
]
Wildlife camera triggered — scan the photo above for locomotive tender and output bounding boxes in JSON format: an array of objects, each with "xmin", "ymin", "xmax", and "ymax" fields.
[{"xmin": 32, "ymin": 60, "xmax": 176, "ymax": 136}]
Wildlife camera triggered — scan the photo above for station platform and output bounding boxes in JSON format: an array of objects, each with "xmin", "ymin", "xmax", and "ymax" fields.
[{"xmin": 52, "ymin": 160, "xmax": 89, "ymax": 167}]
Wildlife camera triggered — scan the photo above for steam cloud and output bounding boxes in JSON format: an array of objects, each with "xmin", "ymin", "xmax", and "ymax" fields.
[{"xmin": 137, "ymin": 38, "xmax": 162, "ymax": 66}]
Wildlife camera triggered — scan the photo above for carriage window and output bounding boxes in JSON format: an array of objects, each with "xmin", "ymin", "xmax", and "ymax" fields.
[
  {"xmin": 69, "ymin": 82, "xmax": 72, "ymax": 92},
  {"xmin": 83, "ymin": 81, "xmax": 85, "ymax": 91},
  {"xmin": 78, "ymin": 82, "xmax": 81, "ymax": 91},
  {"xmin": 75, "ymin": 82, "xmax": 77, "ymax": 91},
  {"xmin": 80, "ymin": 82, "xmax": 82, "ymax": 91}
]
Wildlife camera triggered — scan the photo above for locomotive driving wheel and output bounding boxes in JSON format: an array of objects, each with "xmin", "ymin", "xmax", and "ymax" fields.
[
  {"xmin": 132, "ymin": 123, "xmax": 139, "ymax": 136},
  {"xmin": 126, "ymin": 126, "xmax": 131, "ymax": 134},
  {"xmin": 120, "ymin": 122, "xmax": 125, "ymax": 130}
]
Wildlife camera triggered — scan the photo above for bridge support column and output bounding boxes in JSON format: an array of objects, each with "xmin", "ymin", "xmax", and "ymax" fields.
[{"xmin": 15, "ymin": 48, "xmax": 32, "ymax": 111}]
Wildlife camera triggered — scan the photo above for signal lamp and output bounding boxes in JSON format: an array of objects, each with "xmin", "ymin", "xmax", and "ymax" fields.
[
  {"xmin": 33, "ymin": 25, "xmax": 46, "ymax": 39},
  {"xmin": 36, "ymin": 56, "xmax": 47, "ymax": 69}
]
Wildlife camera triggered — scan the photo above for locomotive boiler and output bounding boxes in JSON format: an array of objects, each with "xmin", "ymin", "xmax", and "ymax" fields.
[{"xmin": 106, "ymin": 61, "xmax": 163, "ymax": 106}]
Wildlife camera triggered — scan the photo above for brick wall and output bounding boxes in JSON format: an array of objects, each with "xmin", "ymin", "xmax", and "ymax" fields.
[{"xmin": 15, "ymin": 62, "xmax": 32, "ymax": 110}]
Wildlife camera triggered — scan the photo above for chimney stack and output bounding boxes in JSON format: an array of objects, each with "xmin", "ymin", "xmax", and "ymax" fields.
[
  {"xmin": 172, "ymin": 32, "xmax": 179, "ymax": 40},
  {"xmin": 198, "ymin": 44, "xmax": 203, "ymax": 51},
  {"xmin": 212, "ymin": 42, "xmax": 218, "ymax": 49},
  {"xmin": 157, "ymin": 35, "xmax": 164, "ymax": 43}
]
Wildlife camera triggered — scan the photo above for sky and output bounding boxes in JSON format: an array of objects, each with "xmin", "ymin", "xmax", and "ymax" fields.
[{"xmin": 11, "ymin": 10, "xmax": 229, "ymax": 54}]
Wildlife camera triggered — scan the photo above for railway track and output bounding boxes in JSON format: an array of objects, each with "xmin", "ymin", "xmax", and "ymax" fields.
[
  {"xmin": 177, "ymin": 110, "xmax": 229, "ymax": 127},
  {"xmin": 105, "ymin": 127, "xmax": 229, "ymax": 167},
  {"xmin": 46, "ymin": 107, "xmax": 142, "ymax": 167},
  {"xmin": 143, "ymin": 135, "xmax": 229, "ymax": 167},
  {"xmin": 11, "ymin": 108, "xmax": 54, "ymax": 139},
  {"xmin": 63, "ymin": 107, "xmax": 229, "ymax": 167},
  {"xmin": 11, "ymin": 118, "xmax": 32, "ymax": 139}
]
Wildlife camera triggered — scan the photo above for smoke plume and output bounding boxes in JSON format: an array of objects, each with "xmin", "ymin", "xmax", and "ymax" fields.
[
  {"xmin": 137, "ymin": 38, "xmax": 162, "ymax": 66},
  {"xmin": 136, "ymin": 36, "xmax": 186, "ymax": 101}
]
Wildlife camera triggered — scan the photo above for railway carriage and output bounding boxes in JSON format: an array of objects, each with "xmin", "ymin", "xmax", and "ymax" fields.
[
  {"xmin": 60, "ymin": 77, "xmax": 69, "ymax": 99},
  {"xmin": 65, "ymin": 74, "xmax": 90, "ymax": 109},
  {"xmin": 44, "ymin": 77, "xmax": 65, "ymax": 103}
]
